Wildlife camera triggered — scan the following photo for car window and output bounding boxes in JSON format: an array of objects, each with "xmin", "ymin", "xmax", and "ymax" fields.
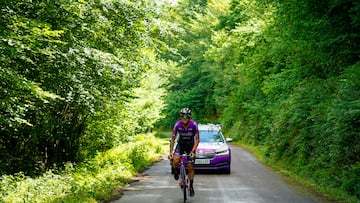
[{"xmin": 199, "ymin": 130, "xmax": 224, "ymax": 142}]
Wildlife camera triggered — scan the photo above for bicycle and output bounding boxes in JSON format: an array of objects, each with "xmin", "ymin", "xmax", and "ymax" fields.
[{"xmin": 176, "ymin": 152, "xmax": 192, "ymax": 203}]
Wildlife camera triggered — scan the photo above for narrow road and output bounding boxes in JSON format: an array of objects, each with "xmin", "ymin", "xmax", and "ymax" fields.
[{"xmin": 112, "ymin": 144, "xmax": 335, "ymax": 203}]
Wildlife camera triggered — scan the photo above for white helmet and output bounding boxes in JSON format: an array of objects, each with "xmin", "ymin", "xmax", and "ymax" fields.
[{"xmin": 180, "ymin": 108, "xmax": 192, "ymax": 118}]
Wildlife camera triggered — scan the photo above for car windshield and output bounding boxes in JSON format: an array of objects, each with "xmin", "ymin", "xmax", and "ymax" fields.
[{"xmin": 199, "ymin": 130, "xmax": 224, "ymax": 143}]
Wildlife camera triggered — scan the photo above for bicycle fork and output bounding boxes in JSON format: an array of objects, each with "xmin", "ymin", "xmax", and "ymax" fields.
[
  {"xmin": 179, "ymin": 165, "xmax": 189, "ymax": 188},
  {"xmin": 179, "ymin": 173, "xmax": 189, "ymax": 188},
  {"xmin": 179, "ymin": 158, "xmax": 189, "ymax": 189}
]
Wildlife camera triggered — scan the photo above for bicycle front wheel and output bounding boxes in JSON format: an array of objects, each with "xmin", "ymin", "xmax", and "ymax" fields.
[
  {"xmin": 180, "ymin": 166, "xmax": 187, "ymax": 202},
  {"xmin": 183, "ymin": 182, "xmax": 187, "ymax": 202}
]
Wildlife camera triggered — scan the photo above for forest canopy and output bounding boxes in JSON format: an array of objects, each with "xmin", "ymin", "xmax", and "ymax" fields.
[{"xmin": 0, "ymin": 0, "xmax": 172, "ymax": 175}]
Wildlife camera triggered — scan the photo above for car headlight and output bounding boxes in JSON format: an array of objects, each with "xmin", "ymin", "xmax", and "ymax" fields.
[{"xmin": 216, "ymin": 149, "xmax": 229, "ymax": 155}]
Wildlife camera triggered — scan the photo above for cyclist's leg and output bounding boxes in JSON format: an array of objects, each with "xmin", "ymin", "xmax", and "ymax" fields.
[
  {"xmin": 172, "ymin": 156, "xmax": 180, "ymax": 169},
  {"xmin": 182, "ymin": 145, "xmax": 194, "ymax": 179},
  {"xmin": 184, "ymin": 145, "xmax": 195, "ymax": 197},
  {"xmin": 187, "ymin": 162, "xmax": 195, "ymax": 196},
  {"xmin": 172, "ymin": 156, "xmax": 180, "ymax": 180},
  {"xmin": 183, "ymin": 145, "xmax": 194, "ymax": 179},
  {"xmin": 187, "ymin": 162, "xmax": 194, "ymax": 180},
  {"xmin": 172, "ymin": 145, "xmax": 181, "ymax": 180}
]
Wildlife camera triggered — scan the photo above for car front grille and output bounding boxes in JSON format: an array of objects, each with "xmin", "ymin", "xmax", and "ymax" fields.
[
  {"xmin": 195, "ymin": 161, "xmax": 230, "ymax": 167},
  {"xmin": 196, "ymin": 152, "xmax": 216, "ymax": 159}
]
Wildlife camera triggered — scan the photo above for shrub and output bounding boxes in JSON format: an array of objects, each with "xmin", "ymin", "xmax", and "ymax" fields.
[{"xmin": 0, "ymin": 133, "xmax": 166, "ymax": 203}]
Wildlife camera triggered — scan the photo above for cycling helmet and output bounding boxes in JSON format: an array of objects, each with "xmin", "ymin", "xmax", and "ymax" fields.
[{"xmin": 180, "ymin": 108, "xmax": 192, "ymax": 118}]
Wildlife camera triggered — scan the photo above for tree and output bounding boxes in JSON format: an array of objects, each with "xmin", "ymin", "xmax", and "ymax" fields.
[{"xmin": 0, "ymin": 0, "xmax": 170, "ymax": 175}]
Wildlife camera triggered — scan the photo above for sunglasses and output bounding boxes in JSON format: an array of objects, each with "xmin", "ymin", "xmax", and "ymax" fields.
[{"xmin": 180, "ymin": 114, "xmax": 191, "ymax": 118}]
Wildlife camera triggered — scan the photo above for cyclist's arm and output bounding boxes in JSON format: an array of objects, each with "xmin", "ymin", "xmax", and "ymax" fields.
[
  {"xmin": 170, "ymin": 135, "xmax": 175, "ymax": 155},
  {"xmin": 191, "ymin": 132, "xmax": 200, "ymax": 153}
]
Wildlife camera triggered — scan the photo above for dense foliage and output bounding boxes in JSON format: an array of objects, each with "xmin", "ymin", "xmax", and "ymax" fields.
[
  {"xmin": 1, "ymin": 0, "xmax": 359, "ymax": 202},
  {"xmin": 159, "ymin": 0, "xmax": 359, "ymax": 200},
  {"xmin": 0, "ymin": 134, "xmax": 165, "ymax": 202},
  {"xmin": 0, "ymin": 0, "xmax": 172, "ymax": 176}
]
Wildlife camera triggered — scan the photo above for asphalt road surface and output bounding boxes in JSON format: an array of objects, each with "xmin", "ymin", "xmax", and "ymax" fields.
[{"xmin": 112, "ymin": 144, "xmax": 335, "ymax": 203}]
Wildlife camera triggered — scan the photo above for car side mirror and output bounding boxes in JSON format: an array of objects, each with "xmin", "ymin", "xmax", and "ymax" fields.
[{"xmin": 226, "ymin": 138, "xmax": 233, "ymax": 142}]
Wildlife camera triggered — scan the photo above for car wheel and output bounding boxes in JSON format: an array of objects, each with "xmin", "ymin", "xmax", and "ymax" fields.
[{"xmin": 224, "ymin": 166, "xmax": 231, "ymax": 174}]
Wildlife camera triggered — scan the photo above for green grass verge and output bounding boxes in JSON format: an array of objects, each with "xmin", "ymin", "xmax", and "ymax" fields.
[
  {"xmin": 0, "ymin": 133, "xmax": 168, "ymax": 203},
  {"xmin": 234, "ymin": 141, "xmax": 359, "ymax": 203}
]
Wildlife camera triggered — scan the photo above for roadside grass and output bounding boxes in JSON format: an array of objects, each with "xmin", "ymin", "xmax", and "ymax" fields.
[
  {"xmin": 233, "ymin": 141, "xmax": 359, "ymax": 203},
  {"xmin": 0, "ymin": 133, "xmax": 168, "ymax": 203},
  {"xmin": 153, "ymin": 131, "xmax": 172, "ymax": 139}
]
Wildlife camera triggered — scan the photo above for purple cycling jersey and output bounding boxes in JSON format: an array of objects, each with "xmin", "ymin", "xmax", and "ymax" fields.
[{"xmin": 172, "ymin": 120, "xmax": 199, "ymax": 147}]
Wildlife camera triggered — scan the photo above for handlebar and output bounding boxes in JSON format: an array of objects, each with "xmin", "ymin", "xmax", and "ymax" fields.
[{"xmin": 168, "ymin": 151, "xmax": 195, "ymax": 160}]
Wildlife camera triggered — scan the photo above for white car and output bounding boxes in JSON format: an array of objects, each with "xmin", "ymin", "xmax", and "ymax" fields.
[{"xmin": 194, "ymin": 124, "xmax": 232, "ymax": 174}]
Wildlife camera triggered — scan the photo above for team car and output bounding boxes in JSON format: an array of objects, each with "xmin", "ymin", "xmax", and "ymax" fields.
[
  {"xmin": 170, "ymin": 123, "xmax": 232, "ymax": 174},
  {"xmin": 194, "ymin": 124, "xmax": 232, "ymax": 173}
]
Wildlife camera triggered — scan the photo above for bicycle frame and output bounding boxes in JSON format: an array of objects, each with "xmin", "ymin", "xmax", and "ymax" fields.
[{"xmin": 178, "ymin": 153, "xmax": 190, "ymax": 203}]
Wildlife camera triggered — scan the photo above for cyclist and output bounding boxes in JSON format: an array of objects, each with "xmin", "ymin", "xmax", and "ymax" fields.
[{"xmin": 169, "ymin": 108, "xmax": 200, "ymax": 197}]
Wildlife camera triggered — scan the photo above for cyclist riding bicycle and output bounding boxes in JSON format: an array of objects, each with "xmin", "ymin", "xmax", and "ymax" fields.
[{"xmin": 169, "ymin": 108, "xmax": 200, "ymax": 197}]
